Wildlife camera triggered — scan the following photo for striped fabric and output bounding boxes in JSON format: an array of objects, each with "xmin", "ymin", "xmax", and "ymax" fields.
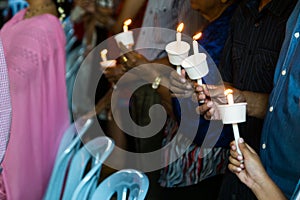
[
  {"xmin": 159, "ymin": 118, "xmax": 229, "ymax": 187},
  {"xmin": 0, "ymin": 38, "xmax": 11, "ymax": 165},
  {"xmin": 219, "ymin": 0, "xmax": 297, "ymax": 152}
]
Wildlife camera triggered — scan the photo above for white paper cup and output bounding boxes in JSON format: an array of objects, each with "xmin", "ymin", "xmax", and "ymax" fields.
[
  {"xmin": 181, "ymin": 53, "xmax": 209, "ymax": 80},
  {"xmin": 100, "ymin": 60, "xmax": 117, "ymax": 68},
  {"xmin": 217, "ymin": 103, "xmax": 247, "ymax": 124},
  {"xmin": 165, "ymin": 41, "xmax": 190, "ymax": 65},
  {"xmin": 114, "ymin": 31, "xmax": 134, "ymax": 49}
]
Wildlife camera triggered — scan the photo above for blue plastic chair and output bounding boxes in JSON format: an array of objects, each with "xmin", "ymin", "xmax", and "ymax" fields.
[
  {"xmin": 8, "ymin": 0, "xmax": 28, "ymax": 16},
  {"xmin": 89, "ymin": 169, "xmax": 149, "ymax": 200},
  {"xmin": 62, "ymin": 136, "xmax": 114, "ymax": 200},
  {"xmin": 43, "ymin": 118, "xmax": 93, "ymax": 200}
]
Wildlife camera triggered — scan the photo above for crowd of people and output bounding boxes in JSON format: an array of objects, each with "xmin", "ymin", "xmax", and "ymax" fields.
[{"xmin": 0, "ymin": 0, "xmax": 299, "ymax": 199}]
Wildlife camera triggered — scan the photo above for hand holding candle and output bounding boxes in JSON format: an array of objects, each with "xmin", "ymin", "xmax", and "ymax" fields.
[
  {"xmin": 225, "ymin": 89, "xmax": 242, "ymax": 155},
  {"xmin": 100, "ymin": 49, "xmax": 117, "ymax": 89}
]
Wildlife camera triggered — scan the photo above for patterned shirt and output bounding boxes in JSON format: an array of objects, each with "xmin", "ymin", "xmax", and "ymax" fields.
[{"xmin": 0, "ymin": 38, "xmax": 11, "ymax": 166}]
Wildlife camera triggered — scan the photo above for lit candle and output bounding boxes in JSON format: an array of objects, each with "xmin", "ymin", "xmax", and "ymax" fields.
[
  {"xmin": 225, "ymin": 89, "xmax": 234, "ymax": 105},
  {"xmin": 176, "ymin": 23, "xmax": 184, "ymax": 75},
  {"xmin": 176, "ymin": 23, "xmax": 184, "ymax": 44},
  {"xmin": 123, "ymin": 19, "xmax": 132, "ymax": 32},
  {"xmin": 192, "ymin": 32, "xmax": 202, "ymax": 55},
  {"xmin": 100, "ymin": 49, "xmax": 108, "ymax": 62},
  {"xmin": 224, "ymin": 89, "xmax": 242, "ymax": 155}
]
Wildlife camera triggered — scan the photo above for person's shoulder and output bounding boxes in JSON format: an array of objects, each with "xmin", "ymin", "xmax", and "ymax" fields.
[{"xmin": 34, "ymin": 14, "xmax": 61, "ymax": 29}]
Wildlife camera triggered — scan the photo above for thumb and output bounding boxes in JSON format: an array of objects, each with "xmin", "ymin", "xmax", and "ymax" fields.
[{"xmin": 238, "ymin": 138, "xmax": 253, "ymax": 158}]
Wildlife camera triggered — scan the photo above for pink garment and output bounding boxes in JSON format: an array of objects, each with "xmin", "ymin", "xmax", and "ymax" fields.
[{"xmin": 0, "ymin": 10, "xmax": 70, "ymax": 200}]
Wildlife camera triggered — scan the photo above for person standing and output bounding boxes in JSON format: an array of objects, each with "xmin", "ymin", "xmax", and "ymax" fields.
[
  {"xmin": 258, "ymin": 0, "xmax": 300, "ymax": 197},
  {"xmin": 0, "ymin": 0, "xmax": 70, "ymax": 199}
]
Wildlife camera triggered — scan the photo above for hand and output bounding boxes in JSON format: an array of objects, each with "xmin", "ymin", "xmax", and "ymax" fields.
[
  {"xmin": 118, "ymin": 42, "xmax": 149, "ymax": 69},
  {"xmin": 228, "ymin": 138, "xmax": 269, "ymax": 190},
  {"xmin": 102, "ymin": 63, "xmax": 126, "ymax": 83},
  {"xmin": 169, "ymin": 70, "xmax": 194, "ymax": 98},
  {"xmin": 195, "ymin": 84, "xmax": 246, "ymax": 120}
]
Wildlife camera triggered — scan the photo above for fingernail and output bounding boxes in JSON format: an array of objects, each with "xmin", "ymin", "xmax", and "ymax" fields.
[
  {"xmin": 180, "ymin": 78, "xmax": 186, "ymax": 83},
  {"xmin": 237, "ymin": 155, "xmax": 243, "ymax": 160},
  {"xmin": 186, "ymin": 84, "xmax": 192, "ymax": 89},
  {"xmin": 239, "ymin": 138, "xmax": 244, "ymax": 143},
  {"xmin": 240, "ymin": 164, "xmax": 244, "ymax": 169},
  {"xmin": 237, "ymin": 168, "xmax": 242, "ymax": 172}
]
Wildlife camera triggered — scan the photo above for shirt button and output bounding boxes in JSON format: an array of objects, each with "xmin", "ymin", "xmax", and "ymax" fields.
[
  {"xmin": 295, "ymin": 32, "xmax": 300, "ymax": 38},
  {"xmin": 262, "ymin": 143, "xmax": 266, "ymax": 149},
  {"xmin": 269, "ymin": 106, "xmax": 274, "ymax": 112},
  {"xmin": 281, "ymin": 69, "xmax": 286, "ymax": 76}
]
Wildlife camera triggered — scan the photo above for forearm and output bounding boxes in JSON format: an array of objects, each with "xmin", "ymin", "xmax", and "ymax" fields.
[
  {"xmin": 242, "ymin": 91, "xmax": 269, "ymax": 119},
  {"xmin": 252, "ymin": 177, "xmax": 287, "ymax": 200},
  {"xmin": 112, "ymin": 0, "xmax": 147, "ymax": 34}
]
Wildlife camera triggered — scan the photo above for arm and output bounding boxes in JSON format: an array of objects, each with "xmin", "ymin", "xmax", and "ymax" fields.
[
  {"xmin": 111, "ymin": 0, "xmax": 147, "ymax": 34},
  {"xmin": 228, "ymin": 138, "xmax": 287, "ymax": 200}
]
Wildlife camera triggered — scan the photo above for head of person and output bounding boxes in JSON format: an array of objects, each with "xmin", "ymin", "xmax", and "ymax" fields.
[{"xmin": 190, "ymin": 0, "xmax": 236, "ymax": 22}]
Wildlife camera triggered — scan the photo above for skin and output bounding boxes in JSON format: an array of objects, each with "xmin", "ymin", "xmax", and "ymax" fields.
[{"xmin": 229, "ymin": 138, "xmax": 287, "ymax": 200}]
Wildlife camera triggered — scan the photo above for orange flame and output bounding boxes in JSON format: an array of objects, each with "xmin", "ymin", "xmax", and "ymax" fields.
[
  {"xmin": 177, "ymin": 23, "xmax": 184, "ymax": 33},
  {"xmin": 224, "ymin": 89, "xmax": 233, "ymax": 96},
  {"xmin": 124, "ymin": 19, "xmax": 132, "ymax": 26},
  {"xmin": 193, "ymin": 32, "xmax": 202, "ymax": 40}
]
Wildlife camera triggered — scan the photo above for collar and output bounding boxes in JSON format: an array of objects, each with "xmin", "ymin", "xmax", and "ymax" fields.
[{"xmin": 246, "ymin": 0, "xmax": 294, "ymax": 17}]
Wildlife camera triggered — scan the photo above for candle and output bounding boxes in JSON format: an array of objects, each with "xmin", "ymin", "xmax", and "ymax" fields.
[
  {"xmin": 175, "ymin": 23, "xmax": 184, "ymax": 75},
  {"xmin": 176, "ymin": 23, "xmax": 184, "ymax": 44},
  {"xmin": 192, "ymin": 32, "xmax": 202, "ymax": 55},
  {"xmin": 197, "ymin": 79, "xmax": 204, "ymax": 103},
  {"xmin": 123, "ymin": 19, "xmax": 132, "ymax": 32},
  {"xmin": 100, "ymin": 49, "xmax": 108, "ymax": 62},
  {"xmin": 225, "ymin": 89, "xmax": 234, "ymax": 105},
  {"xmin": 224, "ymin": 89, "xmax": 242, "ymax": 155}
]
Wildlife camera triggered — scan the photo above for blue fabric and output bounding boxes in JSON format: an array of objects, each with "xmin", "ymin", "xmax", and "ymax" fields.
[
  {"xmin": 173, "ymin": 4, "xmax": 237, "ymax": 147},
  {"xmin": 260, "ymin": 2, "xmax": 300, "ymax": 198}
]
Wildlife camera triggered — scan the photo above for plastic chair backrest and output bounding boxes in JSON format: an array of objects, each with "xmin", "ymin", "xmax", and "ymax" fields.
[
  {"xmin": 62, "ymin": 136, "xmax": 114, "ymax": 200},
  {"xmin": 43, "ymin": 118, "xmax": 93, "ymax": 200},
  {"xmin": 8, "ymin": 0, "xmax": 28, "ymax": 16},
  {"xmin": 90, "ymin": 169, "xmax": 149, "ymax": 200}
]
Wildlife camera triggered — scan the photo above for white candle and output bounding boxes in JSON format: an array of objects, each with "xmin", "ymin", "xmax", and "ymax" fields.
[
  {"xmin": 176, "ymin": 65, "xmax": 181, "ymax": 75},
  {"xmin": 193, "ymin": 40, "xmax": 199, "ymax": 54},
  {"xmin": 100, "ymin": 49, "xmax": 108, "ymax": 62},
  {"xmin": 225, "ymin": 89, "xmax": 242, "ymax": 155},
  {"xmin": 197, "ymin": 79, "xmax": 204, "ymax": 103},
  {"xmin": 192, "ymin": 32, "xmax": 202, "ymax": 55},
  {"xmin": 123, "ymin": 19, "xmax": 132, "ymax": 32},
  {"xmin": 176, "ymin": 23, "xmax": 184, "ymax": 49},
  {"xmin": 176, "ymin": 32, "xmax": 181, "ymax": 43}
]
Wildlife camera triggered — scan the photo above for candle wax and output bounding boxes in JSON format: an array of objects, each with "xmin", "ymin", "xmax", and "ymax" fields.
[{"xmin": 193, "ymin": 40, "xmax": 199, "ymax": 54}]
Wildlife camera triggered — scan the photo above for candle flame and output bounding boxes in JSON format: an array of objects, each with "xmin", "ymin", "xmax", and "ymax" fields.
[
  {"xmin": 177, "ymin": 23, "xmax": 184, "ymax": 33},
  {"xmin": 224, "ymin": 89, "xmax": 233, "ymax": 96},
  {"xmin": 193, "ymin": 32, "xmax": 202, "ymax": 40},
  {"xmin": 124, "ymin": 19, "xmax": 132, "ymax": 26}
]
